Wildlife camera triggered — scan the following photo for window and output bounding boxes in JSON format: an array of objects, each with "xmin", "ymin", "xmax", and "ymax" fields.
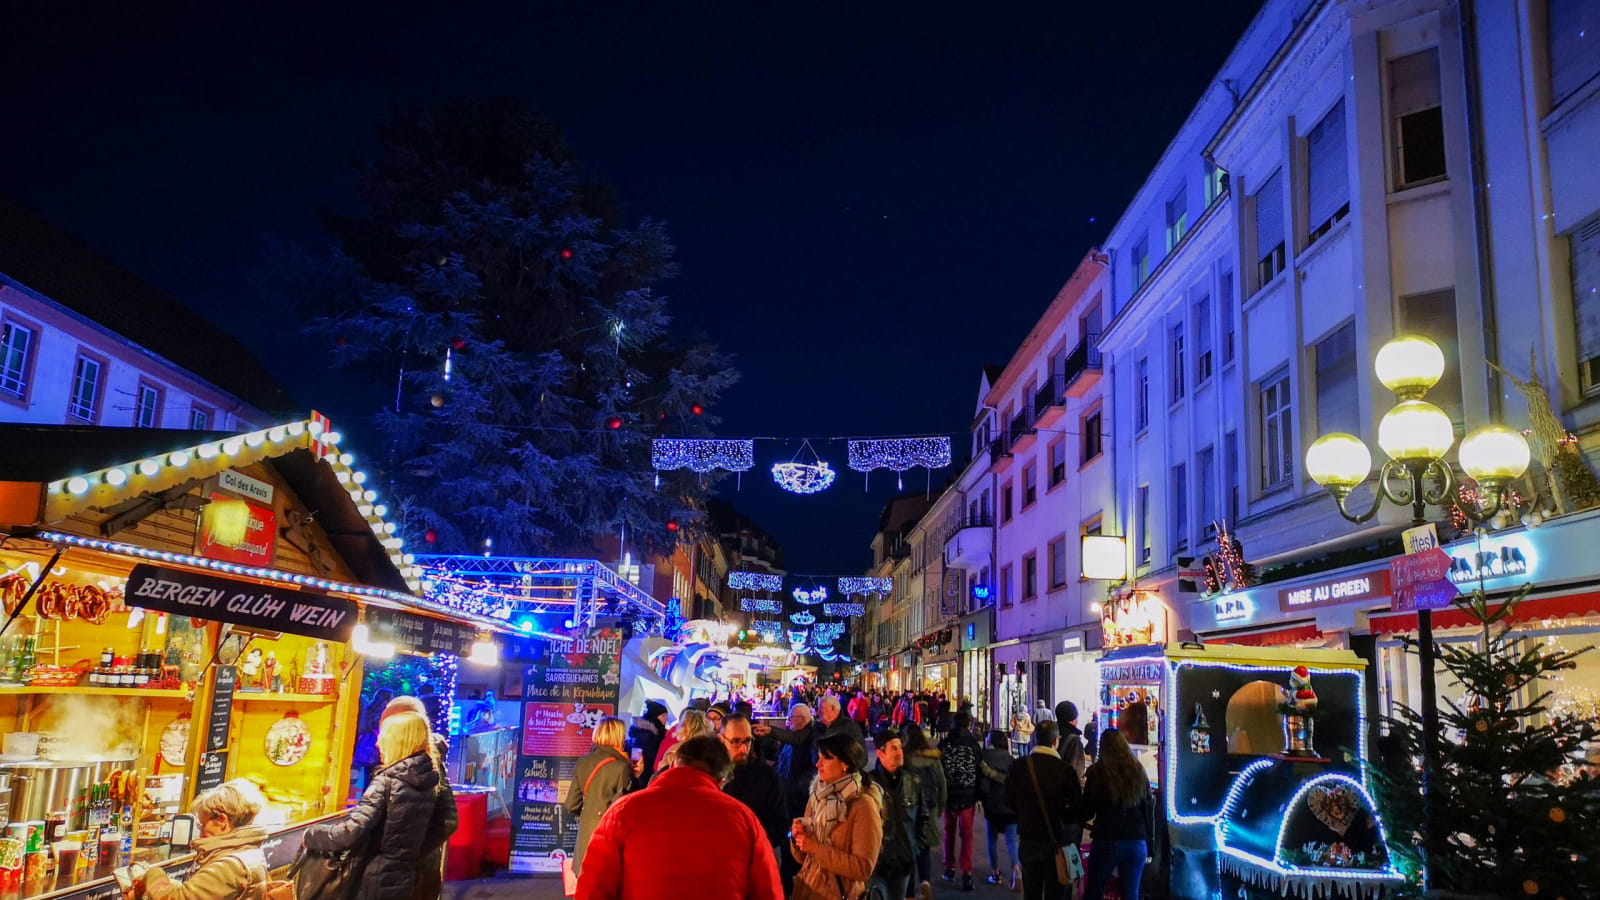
[
  {"xmin": 1165, "ymin": 185, "xmax": 1189, "ymax": 250},
  {"xmin": 1400, "ymin": 289, "xmax": 1462, "ymax": 425},
  {"xmin": 1205, "ymin": 162, "xmax": 1228, "ymax": 207},
  {"xmin": 1307, "ymin": 99, "xmax": 1350, "ymax": 243},
  {"xmin": 1573, "ymin": 215, "xmax": 1600, "ymax": 395},
  {"xmin": 1171, "ymin": 463, "xmax": 1189, "ymax": 551},
  {"xmin": 67, "ymin": 354, "xmax": 103, "ymax": 422},
  {"xmin": 1022, "ymin": 463, "xmax": 1038, "ymax": 508},
  {"xmin": 1195, "ymin": 296, "xmax": 1213, "ymax": 383},
  {"xmin": 1221, "ymin": 270, "xmax": 1236, "ymax": 364},
  {"xmin": 1133, "ymin": 236, "xmax": 1151, "ymax": 288},
  {"xmin": 1001, "ymin": 483, "xmax": 1014, "ymax": 523},
  {"xmin": 1315, "ymin": 321, "xmax": 1360, "ymax": 436},
  {"xmin": 1081, "ymin": 410, "xmax": 1103, "ymax": 463},
  {"xmin": 1198, "ymin": 446, "xmax": 1217, "ymax": 537},
  {"xmin": 1259, "ymin": 372, "xmax": 1294, "ymax": 490},
  {"xmin": 1137, "ymin": 485, "xmax": 1152, "ymax": 566},
  {"xmin": 0, "ymin": 319, "xmax": 35, "ymax": 400},
  {"xmin": 1048, "ymin": 438, "xmax": 1067, "ymax": 487},
  {"xmin": 1551, "ymin": 0, "xmax": 1600, "ymax": 107},
  {"xmin": 1171, "ymin": 323, "xmax": 1186, "ymax": 402},
  {"xmin": 1224, "ymin": 430, "xmax": 1240, "ymax": 524},
  {"xmin": 1253, "ymin": 169, "xmax": 1286, "ymax": 286},
  {"xmin": 1048, "ymin": 537, "xmax": 1067, "ymax": 589},
  {"xmin": 1390, "ymin": 48, "xmax": 1447, "ymax": 188},
  {"xmin": 1000, "ymin": 564, "xmax": 1014, "ymax": 608},
  {"xmin": 980, "ymin": 489, "xmax": 992, "ymax": 519},
  {"xmin": 134, "ymin": 382, "xmax": 162, "ymax": 428},
  {"xmin": 1022, "ymin": 553, "xmax": 1038, "ymax": 600},
  {"xmin": 1136, "ymin": 357, "xmax": 1150, "ymax": 431}
]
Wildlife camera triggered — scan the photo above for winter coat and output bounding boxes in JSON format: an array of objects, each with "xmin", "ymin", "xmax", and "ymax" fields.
[
  {"xmin": 576, "ymin": 765, "xmax": 781, "ymax": 900},
  {"xmin": 142, "ymin": 826, "xmax": 267, "ymax": 900},
  {"xmin": 767, "ymin": 720, "xmax": 821, "ymax": 815},
  {"xmin": 628, "ymin": 718, "xmax": 665, "ymax": 787},
  {"xmin": 819, "ymin": 714, "xmax": 865, "ymax": 746},
  {"xmin": 1076, "ymin": 764, "xmax": 1154, "ymax": 843},
  {"xmin": 1003, "ymin": 749, "xmax": 1084, "ymax": 862},
  {"xmin": 906, "ymin": 749, "xmax": 946, "ymax": 850},
  {"xmin": 865, "ymin": 765, "xmax": 922, "ymax": 873},
  {"xmin": 978, "ymin": 747, "xmax": 1016, "ymax": 823},
  {"xmin": 791, "ymin": 784, "xmax": 884, "ymax": 900},
  {"xmin": 306, "ymin": 751, "xmax": 447, "ymax": 900},
  {"xmin": 724, "ymin": 757, "xmax": 790, "ymax": 847},
  {"xmin": 940, "ymin": 728, "xmax": 983, "ymax": 811},
  {"xmin": 416, "ymin": 734, "xmax": 457, "ymax": 900},
  {"xmin": 562, "ymin": 745, "xmax": 634, "ymax": 876},
  {"xmin": 1059, "ymin": 723, "xmax": 1088, "ymax": 787}
]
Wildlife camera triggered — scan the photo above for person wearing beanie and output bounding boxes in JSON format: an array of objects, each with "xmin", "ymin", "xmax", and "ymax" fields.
[{"xmin": 1053, "ymin": 701, "xmax": 1087, "ymax": 786}]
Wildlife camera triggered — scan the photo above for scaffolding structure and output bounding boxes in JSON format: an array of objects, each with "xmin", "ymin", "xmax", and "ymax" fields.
[{"xmin": 416, "ymin": 554, "xmax": 664, "ymax": 629}]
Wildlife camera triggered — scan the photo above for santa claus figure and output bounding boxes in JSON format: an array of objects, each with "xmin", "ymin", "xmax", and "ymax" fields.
[{"xmin": 1287, "ymin": 665, "xmax": 1317, "ymax": 713}]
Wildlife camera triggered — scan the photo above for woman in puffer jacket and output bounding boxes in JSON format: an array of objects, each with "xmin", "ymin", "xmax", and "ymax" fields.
[{"xmin": 305, "ymin": 712, "xmax": 454, "ymax": 900}]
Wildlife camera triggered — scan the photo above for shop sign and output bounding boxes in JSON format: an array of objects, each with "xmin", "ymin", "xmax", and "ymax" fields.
[
  {"xmin": 1213, "ymin": 593, "xmax": 1254, "ymax": 624},
  {"xmin": 1402, "ymin": 523, "xmax": 1440, "ymax": 553},
  {"xmin": 1446, "ymin": 537, "xmax": 1532, "ymax": 585},
  {"xmin": 1278, "ymin": 569, "xmax": 1390, "ymax": 612},
  {"xmin": 1390, "ymin": 548, "xmax": 1458, "ymax": 612},
  {"xmin": 1101, "ymin": 592, "xmax": 1166, "ymax": 647},
  {"xmin": 194, "ymin": 749, "xmax": 228, "ymax": 796},
  {"xmin": 1101, "ymin": 660, "xmax": 1164, "ymax": 684},
  {"xmin": 217, "ymin": 469, "xmax": 275, "ymax": 504},
  {"xmin": 126, "ymin": 563, "xmax": 358, "ymax": 641},
  {"xmin": 365, "ymin": 607, "xmax": 478, "ymax": 656},
  {"xmin": 206, "ymin": 665, "xmax": 238, "ymax": 752},
  {"xmin": 195, "ymin": 492, "xmax": 277, "ymax": 567}
]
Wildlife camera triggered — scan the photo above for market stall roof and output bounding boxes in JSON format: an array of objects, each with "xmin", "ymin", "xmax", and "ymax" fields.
[{"xmin": 0, "ymin": 414, "xmax": 418, "ymax": 586}]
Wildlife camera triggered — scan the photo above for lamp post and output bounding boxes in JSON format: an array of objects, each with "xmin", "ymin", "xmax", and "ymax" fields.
[{"xmin": 1304, "ymin": 334, "xmax": 1531, "ymax": 889}]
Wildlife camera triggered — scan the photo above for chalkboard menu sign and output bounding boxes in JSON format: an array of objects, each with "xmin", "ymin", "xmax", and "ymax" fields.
[
  {"xmin": 195, "ymin": 749, "xmax": 228, "ymax": 795},
  {"xmin": 365, "ymin": 608, "xmax": 478, "ymax": 656},
  {"xmin": 207, "ymin": 665, "xmax": 238, "ymax": 752}
]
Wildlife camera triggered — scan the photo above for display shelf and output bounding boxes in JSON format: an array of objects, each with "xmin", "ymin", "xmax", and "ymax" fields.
[
  {"xmin": 232, "ymin": 691, "xmax": 338, "ymax": 704},
  {"xmin": 0, "ymin": 684, "xmax": 189, "ymax": 698}
]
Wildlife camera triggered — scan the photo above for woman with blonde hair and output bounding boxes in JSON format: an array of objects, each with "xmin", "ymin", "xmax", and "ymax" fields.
[
  {"xmin": 305, "ymin": 711, "xmax": 454, "ymax": 900},
  {"xmin": 137, "ymin": 780, "xmax": 267, "ymax": 900},
  {"xmin": 1076, "ymin": 728, "xmax": 1154, "ymax": 900},
  {"xmin": 562, "ymin": 716, "xmax": 636, "ymax": 881},
  {"xmin": 655, "ymin": 709, "xmax": 714, "ymax": 770}
]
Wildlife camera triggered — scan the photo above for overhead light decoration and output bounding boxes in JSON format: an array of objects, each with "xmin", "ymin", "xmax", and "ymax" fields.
[
  {"xmin": 751, "ymin": 620, "xmax": 783, "ymax": 642},
  {"xmin": 792, "ymin": 586, "xmax": 828, "ymax": 606},
  {"xmin": 772, "ymin": 461, "xmax": 835, "ymax": 494},
  {"xmin": 789, "ymin": 611, "xmax": 816, "ymax": 625},
  {"xmin": 847, "ymin": 438, "xmax": 953, "ymax": 487},
  {"xmin": 728, "ymin": 571, "xmax": 783, "ymax": 592},
  {"xmin": 740, "ymin": 597, "xmax": 783, "ymax": 613},
  {"xmin": 812, "ymin": 621, "xmax": 846, "ymax": 644},
  {"xmin": 651, "ymin": 439, "xmax": 755, "ymax": 473},
  {"xmin": 823, "ymin": 602, "xmax": 866, "ymax": 617},
  {"xmin": 836, "ymin": 576, "xmax": 893, "ymax": 596},
  {"xmin": 788, "ymin": 629, "xmax": 810, "ymax": 652}
]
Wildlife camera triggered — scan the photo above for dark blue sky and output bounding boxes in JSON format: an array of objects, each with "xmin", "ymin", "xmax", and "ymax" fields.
[{"xmin": 0, "ymin": 1, "xmax": 1261, "ymax": 574}]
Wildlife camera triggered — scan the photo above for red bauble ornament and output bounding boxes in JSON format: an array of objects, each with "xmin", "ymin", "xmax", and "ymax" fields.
[
  {"xmin": 690, "ymin": 403, "xmax": 704, "ymax": 416},
  {"xmin": 666, "ymin": 520, "xmax": 680, "ymax": 532},
  {"xmin": 424, "ymin": 529, "xmax": 438, "ymax": 544},
  {"xmin": 450, "ymin": 337, "xmax": 466, "ymax": 350},
  {"xmin": 560, "ymin": 248, "xmax": 574, "ymax": 260},
  {"xmin": 606, "ymin": 417, "xmax": 623, "ymax": 430}
]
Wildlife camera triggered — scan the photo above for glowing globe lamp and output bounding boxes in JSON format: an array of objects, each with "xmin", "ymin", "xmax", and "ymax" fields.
[
  {"xmin": 1374, "ymin": 335, "xmax": 1445, "ymax": 400},
  {"xmin": 1377, "ymin": 400, "xmax": 1455, "ymax": 462},
  {"xmin": 1305, "ymin": 433, "xmax": 1372, "ymax": 493},
  {"xmin": 1459, "ymin": 424, "xmax": 1531, "ymax": 488}
]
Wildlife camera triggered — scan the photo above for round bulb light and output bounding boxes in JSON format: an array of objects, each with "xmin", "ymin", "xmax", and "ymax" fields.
[
  {"xmin": 65, "ymin": 477, "xmax": 91, "ymax": 496},
  {"xmin": 103, "ymin": 468, "xmax": 128, "ymax": 487},
  {"xmin": 1377, "ymin": 400, "xmax": 1455, "ymax": 462},
  {"xmin": 137, "ymin": 459, "xmax": 161, "ymax": 477},
  {"xmin": 1374, "ymin": 335, "xmax": 1446, "ymax": 399},
  {"xmin": 1305, "ymin": 433, "xmax": 1372, "ymax": 490},
  {"xmin": 1459, "ymin": 424, "xmax": 1531, "ymax": 485},
  {"xmin": 197, "ymin": 443, "xmax": 219, "ymax": 460},
  {"xmin": 222, "ymin": 438, "xmax": 243, "ymax": 455},
  {"xmin": 169, "ymin": 451, "xmax": 191, "ymax": 468}
]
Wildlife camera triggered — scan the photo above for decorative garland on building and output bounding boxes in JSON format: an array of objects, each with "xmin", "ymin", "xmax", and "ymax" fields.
[
  {"xmin": 728, "ymin": 571, "xmax": 784, "ymax": 592},
  {"xmin": 740, "ymin": 597, "xmax": 783, "ymax": 613},
  {"xmin": 823, "ymin": 602, "xmax": 866, "ymax": 617},
  {"xmin": 837, "ymin": 576, "xmax": 893, "ymax": 596}
]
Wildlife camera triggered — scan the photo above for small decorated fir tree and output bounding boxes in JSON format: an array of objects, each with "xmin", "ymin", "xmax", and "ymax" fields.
[{"xmin": 1370, "ymin": 584, "xmax": 1600, "ymax": 898}]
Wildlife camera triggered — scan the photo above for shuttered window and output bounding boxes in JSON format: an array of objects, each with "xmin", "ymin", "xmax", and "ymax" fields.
[
  {"xmin": 1315, "ymin": 321, "xmax": 1360, "ymax": 436},
  {"xmin": 1550, "ymin": 0, "xmax": 1600, "ymax": 107},
  {"xmin": 1307, "ymin": 99, "xmax": 1349, "ymax": 241},
  {"xmin": 1400, "ymin": 289, "xmax": 1463, "ymax": 427},
  {"xmin": 1572, "ymin": 215, "xmax": 1600, "ymax": 394},
  {"xmin": 1253, "ymin": 170, "xmax": 1286, "ymax": 286}
]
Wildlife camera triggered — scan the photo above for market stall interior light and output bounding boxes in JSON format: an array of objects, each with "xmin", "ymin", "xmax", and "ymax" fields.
[
  {"xmin": 351, "ymin": 623, "xmax": 396, "ymax": 659},
  {"xmin": 1080, "ymin": 535, "xmax": 1128, "ymax": 580},
  {"xmin": 466, "ymin": 635, "xmax": 500, "ymax": 666}
]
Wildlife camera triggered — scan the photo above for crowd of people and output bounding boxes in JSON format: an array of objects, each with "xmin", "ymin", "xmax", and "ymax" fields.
[{"xmin": 571, "ymin": 689, "xmax": 1155, "ymax": 900}]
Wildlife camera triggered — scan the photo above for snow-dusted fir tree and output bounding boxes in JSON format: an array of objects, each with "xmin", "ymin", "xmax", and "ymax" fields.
[{"xmin": 272, "ymin": 101, "xmax": 737, "ymax": 556}]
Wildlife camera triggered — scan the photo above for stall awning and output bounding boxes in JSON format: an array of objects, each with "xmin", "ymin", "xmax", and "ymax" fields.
[
  {"xmin": 1205, "ymin": 622, "xmax": 1323, "ymax": 647},
  {"xmin": 1369, "ymin": 588, "xmax": 1600, "ymax": 635}
]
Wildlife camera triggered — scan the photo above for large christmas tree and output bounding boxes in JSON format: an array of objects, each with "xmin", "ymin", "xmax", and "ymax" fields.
[
  {"xmin": 269, "ymin": 100, "xmax": 737, "ymax": 556},
  {"xmin": 1370, "ymin": 584, "xmax": 1600, "ymax": 898}
]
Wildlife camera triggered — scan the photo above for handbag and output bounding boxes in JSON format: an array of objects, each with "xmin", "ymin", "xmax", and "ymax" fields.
[
  {"xmin": 263, "ymin": 851, "xmax": 307, "ymax": 900},
  {"xmin": 293, "ymin": 847, "xmax": 366, "ymax": 900},
  {"xmin": 1024, "ymin": 756, "xmax": 1084, "ymax": 885}
]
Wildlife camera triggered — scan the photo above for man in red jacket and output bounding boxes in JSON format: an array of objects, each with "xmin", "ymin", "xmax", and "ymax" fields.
[{"xmin": 577, "ymin": 735, "xmax": 782, "ymax": 900}]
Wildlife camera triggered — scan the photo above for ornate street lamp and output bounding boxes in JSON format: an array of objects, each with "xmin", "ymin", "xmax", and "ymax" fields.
[{"xmin": 1304, "ymin": 334, "xmax": 1531, "ymax": 888}]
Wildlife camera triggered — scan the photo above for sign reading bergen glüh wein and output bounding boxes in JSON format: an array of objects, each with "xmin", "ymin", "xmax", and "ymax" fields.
[{"xmin": 125, "ymin": 563, "xmax": 357, "ymax": 641}]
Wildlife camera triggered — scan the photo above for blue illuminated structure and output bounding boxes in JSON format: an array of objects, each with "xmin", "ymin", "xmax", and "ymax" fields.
[
  {"xmin": 1096, "ymin": 644, "xmax": 1403, "ymax": 899},
  {"xmin": 416, "ymin": 554, "xmax": 663, "ymax": 632},
  {"xmin": 836, "ymin": 576, "xmax": 892, "ymax": 596},
  {"xmin": 650, "ymin": 438, "xmax": 755, "ymax": 473},
  {"xmin": 846, "ymin": 437, "xmax": 952, "ymax": 473},
  {"xmin": 772, "ymin": 460, "xmax": 836, "ymax": 494},
  {"xmin": 728, "ymin": 571, "xmax": 783, "ymax": 592}
]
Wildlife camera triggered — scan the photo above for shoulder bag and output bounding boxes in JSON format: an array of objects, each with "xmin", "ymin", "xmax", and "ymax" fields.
[
  {"xmin": 561, "ymin": 757, "xmax": 621, "ymax": 896},
  {"xmin": 1024, "ymin": 756, "xmax": 1083, "ymax": 885}
]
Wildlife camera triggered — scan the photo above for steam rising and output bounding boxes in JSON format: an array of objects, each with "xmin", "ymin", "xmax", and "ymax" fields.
[{"xmin": 34, "ymin": 695, "xmax": 142, "ymax": 759}]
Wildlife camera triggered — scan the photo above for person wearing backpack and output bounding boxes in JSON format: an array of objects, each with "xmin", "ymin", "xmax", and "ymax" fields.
[{"xmin": 939, "ymin": 711, "xmax": 983, "ymax": 891}]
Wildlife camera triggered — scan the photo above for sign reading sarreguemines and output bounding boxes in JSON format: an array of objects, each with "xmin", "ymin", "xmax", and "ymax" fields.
[{"xmin": 125, "ymin": 563, "xmax": 357, "ymax": 641}]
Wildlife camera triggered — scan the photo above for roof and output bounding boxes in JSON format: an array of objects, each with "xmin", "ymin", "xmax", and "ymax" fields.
[
  {"xmin": 0, "ymin": 415, "xmax": 417, "ymax": 594},
  {"xmin": 0, "ymin": 196, "xmax": 293, "ymax": 414}
]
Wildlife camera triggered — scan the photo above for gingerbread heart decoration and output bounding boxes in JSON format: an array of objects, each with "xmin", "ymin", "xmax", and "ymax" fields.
[{"xmin": 1306, "ymin": 783, "xmax": 1360, "ymax": 836}]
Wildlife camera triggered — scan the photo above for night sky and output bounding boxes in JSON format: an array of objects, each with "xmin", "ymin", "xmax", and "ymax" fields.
[{"xmin": 1, "ymin": 1, "xmax": 1262, "ymax": 575}]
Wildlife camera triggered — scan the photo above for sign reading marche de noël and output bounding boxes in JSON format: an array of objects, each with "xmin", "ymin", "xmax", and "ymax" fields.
[{"xmin": 125, "ymin": 563, "xmax": 357, "ymax": 641}]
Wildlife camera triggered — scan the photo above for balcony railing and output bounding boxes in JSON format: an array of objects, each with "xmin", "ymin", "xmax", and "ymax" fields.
[
  {"xmin": 1007, "ymin": 411, "xmax": 1028, "ymax": 446},
  {"xmin": 1033, "ymin": 375, "xmax": 1063, "ymax": 419},
  {"xmin": 1062, "ymin": 332, "xmax": 1104, "ymax": 397}
]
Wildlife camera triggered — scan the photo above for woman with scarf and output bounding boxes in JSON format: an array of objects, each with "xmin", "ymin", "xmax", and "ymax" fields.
[{"xmin": 790, "ymin": 734, "xmax": 883, "ymax": 900}]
